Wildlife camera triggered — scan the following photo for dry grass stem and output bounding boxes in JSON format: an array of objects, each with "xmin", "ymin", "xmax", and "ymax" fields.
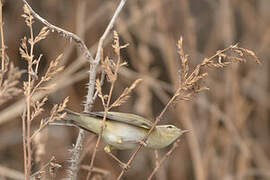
[
  {"xmin": 19, "ymin": 4, "xmax": 68, "ymax": 179},
  {"xmin": 147, "ymin": 139, "xmax": 181, "ymax": 180},
  {"xmin": 21, "ymin": 0, "xmax": 94, "ymax": 62},
  {"xmin": 19, "ymin": 1, "xmax": 91, "ymax": 178},
  {"xmin": 0, "ymin": 1, "xmax": 23, "ymax": 105},
  {"xmin": 30, "ymin": 157, "xmax": 61, "ymax": 180},
  {"xmin": 116, "ymin": 37, "xmax": 261, "ymax": 179},
  {"xmin": 87, "ymin": 30, "xmax": 141, "ymax": 179},
  {"xmin": 81, "ymin": 165, "xmax": 111, "ymax": 179},
  {"xmin": 69, "ymin": 1, "xmax": 127, "ymax": 178},
  {"xmin": 0, "ymin": 1, "xmax": 265, "ymax": 180},
  {"xmin": 0, "ymin": 0, "xmax": 4, "ymax": 73},
  {"xmin": 0, "ymin": 0, "xmax": 170, "ymax": 125}
]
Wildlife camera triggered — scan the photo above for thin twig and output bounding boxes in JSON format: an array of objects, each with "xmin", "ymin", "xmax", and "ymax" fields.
[
  {"xmin": 21, "ymin": 0, "xmax": 94, "ymax": 63},
  {"xmin": 93, "ymin": 71, "xmax": 105, "ymax": 101},
  {"xmin": 30, "ymin": 157, "xmax": 61, "ymax": 179},
  {"xmin": 71, "ymin": 0, "xmax": 127, "ymax": 179},
  {"xmin": 117, "ymin": 91, "xmax": 180, "ymax": 180},
  {"xmin": 81, "ymin": 165, "xmax": 111, "ymax": 179},
  {"xmin": 0, "ymin": 0, "xmax": 5, "ymax": 73},
  {"xmin": 86, "ymin": 31, "xmax": 126, "ymax": 179},
  {"xmin": 84, "ymin": 0, "xmax": 127, "ymax": 111},
  {"xmin": 0, "ymin": 0, "xmax": 163, "ymax": 125},
  {"xmin": 69, "ymin": 129, "xmax": 85, "ymax": 179},
  {"xmin": 20, "ymin": 1, "xmax": 95, "ymax": 179},
  {"xmin": 20, "ymin": 4, "xmax": 68, "ymax": 178},
  {"xmin": 0, "ymin": 69, "xmax": 87, "ymax": 125},
  {"xmin": 25, "ymin": 9, "xmax": 35, "ymax": 178},
  {"xmin": 147, "ymin": 139, "xmax": 181, "ymax": 180}
]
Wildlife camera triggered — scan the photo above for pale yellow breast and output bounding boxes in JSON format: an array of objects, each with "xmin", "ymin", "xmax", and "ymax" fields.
[{"xmin": 103, "ymin": 121, "xmax": 148, "ymax": 149}]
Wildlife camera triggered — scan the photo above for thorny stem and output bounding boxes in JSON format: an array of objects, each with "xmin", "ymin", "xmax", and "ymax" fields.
[
  {"xmin": 84, "ymin": 0, "xmax": 127, "ymax": 110},
  {"xmin": 21, "ymin": 0, "xmax": 126, "ymax": 178},
  {"xmin": 21, "ymin": 0, "xmax": 94, "ymax": 63},
  {"xmin": 71, "ymin": 0, "xmax": 127, "ymax": 178},
  {"xmin": 19, "ymin": 2, "xmax": 93, "ymax": 179},
  {"xmin": 69, "ymin": 128, "xmax": 84, "ymax": 180},
  {"xmin": 85, "ymin": 0, "xmax": 127, "ymax": 179},
  {"xmin": 117, "ymin": 91, "xmax": 180, "ymax": 180}
]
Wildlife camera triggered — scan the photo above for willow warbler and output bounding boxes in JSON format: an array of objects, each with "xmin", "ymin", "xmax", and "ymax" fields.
[{"xmin": 60, "ymin": 109, "xmax": 188, "ymax": 151}]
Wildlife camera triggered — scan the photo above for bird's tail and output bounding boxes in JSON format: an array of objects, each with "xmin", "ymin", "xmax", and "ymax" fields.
[
  {"xmin": 48, "ymin": 109, "xmax": 101, "ymax": 134},
  {"xmin": 44, "ymin": 109, "xmax": 81, "ymax": 127},
  {"xmin": 61, "ymin": 109, "xmax": 81, "ymax": 121}
]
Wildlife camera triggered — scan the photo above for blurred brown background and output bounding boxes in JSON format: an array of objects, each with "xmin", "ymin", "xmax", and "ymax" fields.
[{"xmin": 0, "ymin": 0, "xmax": 269, "ymax": 179}]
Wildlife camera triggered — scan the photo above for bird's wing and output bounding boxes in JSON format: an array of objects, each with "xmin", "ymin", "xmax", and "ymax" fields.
[{"xmin": 89, "ymin": 112, "xmax": 153, "ymax": 129}]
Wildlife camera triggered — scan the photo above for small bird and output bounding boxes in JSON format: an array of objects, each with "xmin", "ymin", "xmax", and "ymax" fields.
[{"xmin": 59, "ymin": 109, "xmax": 188, "ymax": 152}]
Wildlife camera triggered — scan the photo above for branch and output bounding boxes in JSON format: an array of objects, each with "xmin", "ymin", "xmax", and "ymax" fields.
[
  {"xmin": 20, "ymin": 1, "xmax": 94, "ymax": 179},
  {"xmin": 21, "ymin": 0, "xmax": 94, "ymax": 63},
  {"xmin": 84, "ymin": 0, "xmax": 127, "ymax": 111},
  {"xmin": 74, "ymin": 0, "xmax": 127, "ymax": 179},
  {"xmin": 147, "ymin": 139, "xmax": 181, "ymax": 180},
  {"xmin": 0, "ymin": 0, "xmax": 5, "ymax": 74},
  {"xmin": 117, "ymin": 91, "xmax": 180, "ymax": 180}
]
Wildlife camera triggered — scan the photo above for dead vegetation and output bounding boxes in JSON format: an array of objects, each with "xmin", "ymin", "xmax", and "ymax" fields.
[{"xmin": 0, "ymin": 0, "xmax": 268, "ymax": 180}]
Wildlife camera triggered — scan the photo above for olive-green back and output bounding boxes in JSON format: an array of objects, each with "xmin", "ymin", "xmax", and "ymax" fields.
[{"xmin": 88, "ymin": 112, "xmax": 153, "ymax": 129}]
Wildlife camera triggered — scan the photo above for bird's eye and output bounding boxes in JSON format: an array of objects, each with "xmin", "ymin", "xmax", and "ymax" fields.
[{"xmin": 167, "ymin": 125, "xmax": 173, "ymax": 129}]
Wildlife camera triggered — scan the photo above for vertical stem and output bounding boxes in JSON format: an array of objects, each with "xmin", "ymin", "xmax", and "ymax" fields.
[
  {"xmin": 0, "ymin": 0, "xmax": 5, "ymax": 89},
  {"xmin": 22, "ymin": 110, "xmax": 28, "ymax": 179},
  {"xmin": 147, "ymin": 140, "xmax": 181, "ymax": 180},
  {"xmin": 26, "ymin": 87, "xmax": 31, "ymax": 179},
  {"xmin": 70, "ymin": 128, "xmax": 85, "ymax": 180},
  {"xmin": 25, "ymin": 19, "xmax": 35, "ymax": 180},
  {"xmin": 117, "ymin": 93, "xmax": 178, "ymax": 180},
  {"xmin": 0, "ymin": 1, "xmax": 4, "ymax": 73},
  {"xmin": 86, "ymin": 107, "xmax": 108, "ymax": 180},
  {"xmin": 87, "ymin": 44, "xmax": 119, "ymax": 179},
  {"xmin": 84, "ymin": 1, "xmax": 126, "ymax": 179},
  {"xmin": 84, "ymin": 63, "xmax": 98, "ymax": 112}
]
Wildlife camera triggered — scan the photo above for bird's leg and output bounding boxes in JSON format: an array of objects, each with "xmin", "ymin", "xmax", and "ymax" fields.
[{"xmin": 104, "ymin": 145, "xmax": 130, "ymax": 171}]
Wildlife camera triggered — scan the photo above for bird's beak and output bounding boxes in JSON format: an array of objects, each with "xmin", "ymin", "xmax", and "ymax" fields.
[{"xmin": 181, "ymin": 129, "xmax": 191, "ymax": 134}]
